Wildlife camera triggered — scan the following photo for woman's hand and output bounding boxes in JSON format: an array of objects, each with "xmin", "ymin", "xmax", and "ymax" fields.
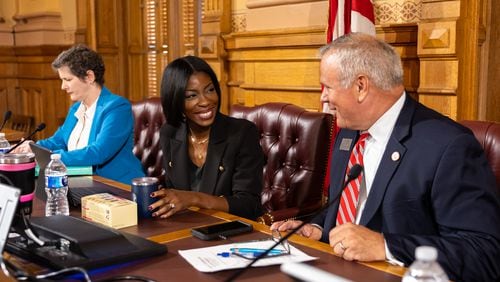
[
  {"xmin": 9, "ymin": 140, "xmax": 34, "ymax": 153},
  {"xmin": 149, "ymin": 188, "xmax": 192, "ymax": 219}
]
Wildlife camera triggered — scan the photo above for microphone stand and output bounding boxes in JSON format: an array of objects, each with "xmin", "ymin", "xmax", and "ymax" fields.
[
  {"xmin": 225, "ymin": 164, "xmax": 364, "ymax": 281},
  {"xmin": 0, "ymin": 110, "xmax": 12, "ymax": 131},
  {"xmin": 5, "ymin": 123, "xmax": 46, "ymax": 154}
]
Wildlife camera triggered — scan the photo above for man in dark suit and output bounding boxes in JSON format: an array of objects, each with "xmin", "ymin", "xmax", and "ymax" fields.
[{"xmin": 271, "ymin": 33, "xmax": 499, "ymax": 281}]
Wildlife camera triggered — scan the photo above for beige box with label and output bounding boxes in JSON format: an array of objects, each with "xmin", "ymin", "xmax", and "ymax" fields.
[{"xmin": 81, "ymin": 193, "xmax": 137, "ymax": 229}]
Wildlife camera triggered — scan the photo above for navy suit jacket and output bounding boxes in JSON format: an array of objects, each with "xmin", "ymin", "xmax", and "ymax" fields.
[
  {"xmin": 160, "ymin": 113, "xmax": 264, "ymax": 220},
  {"xmin": 313, "ymin": 95, "xmax": 500, "ymax": 281}
]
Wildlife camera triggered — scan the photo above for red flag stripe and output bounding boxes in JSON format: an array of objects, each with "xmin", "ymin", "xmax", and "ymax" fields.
[
  {"xmin": 327, "ymin": 0, "xmax": 339, "ymax": 43},
  {"xmin": 352, "ymin": 0, "xmax": 375, "ymax": 23}
]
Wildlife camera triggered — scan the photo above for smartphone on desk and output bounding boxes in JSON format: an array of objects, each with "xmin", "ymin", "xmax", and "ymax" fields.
[{"xmin": 191, "ymin": 220, "xmax": 253, "ymax": 240}]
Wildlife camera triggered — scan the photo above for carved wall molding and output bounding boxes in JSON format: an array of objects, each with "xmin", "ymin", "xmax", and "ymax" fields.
[
  {"xmin": 375, "ymin": 0, "xmax": 422, "ymax": 24},
  {"xmin": 232, "ymin": 14, "xmax": 247, "ymax": 33},
  {"xmin": 0, "ymin": 23, "xmax": 14, "ymax": 46},
  {"xmin": 13, "ymin": 12, "xmax": 74, "ymax": 46},
  {"xmin": 246, "ymin": 0, "xmax": 323, "ymax": 9}
]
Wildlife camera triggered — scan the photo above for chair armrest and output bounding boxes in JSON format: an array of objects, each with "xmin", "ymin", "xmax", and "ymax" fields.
[
  {"xmin": 257, "ymin": 208, "xmax": 299, "ymax": 225},
  {"xmin": 256, "ymin": 202, "xmax": 322, "ymax": 225}
]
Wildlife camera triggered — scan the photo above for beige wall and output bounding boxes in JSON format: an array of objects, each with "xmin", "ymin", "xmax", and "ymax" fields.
[
  {"xmin": 17, "ymin": 0, "xmax": 60, "ymax": 13},
  {"xmin": 0, "ymin": 0, "xmax": 76, "ymax": 46}
]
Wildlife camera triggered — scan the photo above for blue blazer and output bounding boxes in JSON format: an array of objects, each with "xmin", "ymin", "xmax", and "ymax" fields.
[
  {"xmin": 38, "ymin": 87, "xmax": 145, "ymax": 184},
  {"xmin": 314, "ymin": 95, "xmax": 500, "ymax": 281},
  {"xmin": 160, "ymin": 113, "xmax": 264, "ymax": 220}
]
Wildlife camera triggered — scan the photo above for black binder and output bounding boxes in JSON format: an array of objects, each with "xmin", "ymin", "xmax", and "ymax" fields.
[{"xmin": 6, "ymin": 215, "xmax": 167, "ymax": 270}]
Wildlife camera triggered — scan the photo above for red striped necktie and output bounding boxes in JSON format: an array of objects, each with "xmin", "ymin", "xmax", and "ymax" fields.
[{"xmin": 336, "ymin": 132, "xmax": 370, "ymax": 225}]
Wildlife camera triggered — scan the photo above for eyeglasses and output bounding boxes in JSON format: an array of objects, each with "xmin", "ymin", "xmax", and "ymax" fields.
[{"xmin": 230, "ymin": 230, "xmax": 291, "ymax": 260}]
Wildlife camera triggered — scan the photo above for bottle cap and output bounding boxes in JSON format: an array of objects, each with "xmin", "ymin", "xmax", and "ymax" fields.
[
  {"xmin": 415, "ymin": 246, "xmax": 438, "ymax": 261},
  {"xmin": 50, "ymin": 153, "xmax": 61, "ymax": 160}
]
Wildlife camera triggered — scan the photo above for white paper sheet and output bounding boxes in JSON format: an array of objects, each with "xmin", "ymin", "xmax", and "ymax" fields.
[{"xmin": 178, "ymin": 239, "xmax": 318, "ymax": 272}]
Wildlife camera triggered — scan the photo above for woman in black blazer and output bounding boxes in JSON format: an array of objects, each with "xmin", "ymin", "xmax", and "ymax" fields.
[{"xmin": 149, "ymin": 56, "xmax": 264, "ymax": 220}]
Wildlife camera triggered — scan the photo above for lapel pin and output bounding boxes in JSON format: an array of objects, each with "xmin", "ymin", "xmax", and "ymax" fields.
[
  {"xmin": 339, "ymin": 138, "xmax": 353, "ymax": 151},
  {"xmin": 391, "ymin": 151, "xmax": 400, "ymax": 161}
]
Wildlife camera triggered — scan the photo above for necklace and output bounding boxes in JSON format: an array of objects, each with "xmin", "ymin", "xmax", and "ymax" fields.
[
  {"xmin": 189, "ymin": 135, "xmax": 209, "ymax": 145},
  {"xmin": 189, "ymin": 130, "xmax": 209, "ymax": 160}
]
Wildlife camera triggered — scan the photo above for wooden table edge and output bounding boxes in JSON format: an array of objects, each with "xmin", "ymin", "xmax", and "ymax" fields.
[{"xmin": 91, "ymin": 176, "xmax": 406, "ymax": 278}]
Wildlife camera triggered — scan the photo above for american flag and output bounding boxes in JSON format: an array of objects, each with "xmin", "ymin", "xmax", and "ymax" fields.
[{"xmin": 327, "ymin": 0, "xmax": 376, "ymax": 43}]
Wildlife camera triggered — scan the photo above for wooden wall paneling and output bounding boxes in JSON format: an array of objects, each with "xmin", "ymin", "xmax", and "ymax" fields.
[
  {"xmin": 76, "ymin": 0, "xmax": 90, "ymax": 44},
  {"xmin": 456, "ymin": 0, "xmax": 484, "ymax": 120},
  {"xmin": 224, "ymin": 24, "xmax": 419, "ymax": 112},
  {"xmin": 0, "ymin": 47, "xmax": 16, "ymax": 116},
  {"xmin": 125, "ymin": 0, "xmax": 147, "ymax": 102},
  {"xmin": 224, "ymin": 27, "xmax": 334, "ymax": 112},
  {"xmin": 13, "ymin": 46, "xmax": 71, "ymax": 139},
  {"xmin": 418, "ymin": 1, "xmax": 460, "ymax": 120},
  {"xmin": 167, "ymin": 0, "xmax": 183, "ymax": 60},
  {"xmin": 94, "ymin": 0, "xmax": 126, "ymax": 99},
  {"xmin": 485, "ymin": 0, "xmax": 500, "ymax": 121}
]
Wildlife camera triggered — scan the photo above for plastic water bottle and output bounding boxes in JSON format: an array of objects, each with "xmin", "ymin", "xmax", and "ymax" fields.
[
  {"xmin": 0, "ymin": 132, "xmax": 10, "ymax": 154},
  {"xmin": 45, "ymin": 153, "xmax": 69, "ymax": 216},
  {"xmin": 402, "ymin": 246, "xmax": 449, "ymax": 282}
]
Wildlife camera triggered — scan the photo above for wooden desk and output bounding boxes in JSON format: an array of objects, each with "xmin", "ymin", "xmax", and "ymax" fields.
[
  {"xmin": 3, "ymin": 128, "xmax": 25, "ymax": 143},
  {"xmin": 7, "ymin": 176, "xmax": 406, "ymax": 281}
]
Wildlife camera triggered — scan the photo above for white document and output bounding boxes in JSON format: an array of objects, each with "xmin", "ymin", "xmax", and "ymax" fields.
[{"xmin": 178, "ymin": 239, "xmax": 318, "ymax": 272}]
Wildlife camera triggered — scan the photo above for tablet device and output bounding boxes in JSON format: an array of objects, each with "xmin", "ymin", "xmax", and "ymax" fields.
[
  {"xmin": 191, "ymin": 220, "xmax": 253, "ymax": 240},
  {"xmin": 29, "ymin": 143, "xmax": 52, "ymax": 201}
]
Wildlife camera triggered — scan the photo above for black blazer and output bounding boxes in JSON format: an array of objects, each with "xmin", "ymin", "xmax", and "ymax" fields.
[
  {"xmin": 314, "ymin": 95, "xmax": 500, "ymax": 281},
  {"xmin": 160, "ymin": 113, "xmax": 264, "ymax": 220}
]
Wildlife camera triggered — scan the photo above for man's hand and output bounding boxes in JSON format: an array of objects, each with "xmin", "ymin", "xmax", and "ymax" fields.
[
  {"xmin": 270, "ymin": 220, "xmax": 322, "ymax": 241},
  {"xmin": 329, "ymin": 223, "xmax": 386, "ymax": 261}
]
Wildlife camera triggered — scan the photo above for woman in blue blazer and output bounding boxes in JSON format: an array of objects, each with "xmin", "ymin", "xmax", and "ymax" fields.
[
  {"xmin": 149, "ymin": 56, "xmax": 264, "ymax": 220},
  {"xmin": 14, "ymin": 45, "xmax": 144, "ymax": 184}
]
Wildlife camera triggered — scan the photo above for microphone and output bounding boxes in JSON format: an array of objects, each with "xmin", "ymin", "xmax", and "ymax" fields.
[
  {"xmin": 0, "ymin": 110, "xmax": 12, "ymax": 131},
  {"xmin": 225, "ymin": 164, "xmax": 364, "ymax": 282},
  {"xmin": 5, "ymin": 123, "xmax": 46, "ymax": 154}
]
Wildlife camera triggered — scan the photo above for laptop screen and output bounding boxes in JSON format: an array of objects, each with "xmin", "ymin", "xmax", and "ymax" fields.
[{"xmin": 0, "ymin": 184, "xmax": 20, "ymax": 255}]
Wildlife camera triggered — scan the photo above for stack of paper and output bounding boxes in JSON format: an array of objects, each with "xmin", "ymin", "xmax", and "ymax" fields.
[{"xmin": 179, "ymin": 239, "xmax": 317, "ymax": 272}]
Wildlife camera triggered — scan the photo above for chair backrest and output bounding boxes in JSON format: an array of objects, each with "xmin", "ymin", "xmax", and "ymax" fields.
[
  {"xmin": 8, "ymin": 114, "xmax": 34, "ymax": 133},
  {"xmin": 230, "ymin": 103, "xmax": 334, "ymax": 219},
  {"xmin": 459, "ymin": 120, "xmax": 500, "ymax": 189},
  {"xmin": 131, "ymin": 97, "xmax": 166, "ymax": 184}
]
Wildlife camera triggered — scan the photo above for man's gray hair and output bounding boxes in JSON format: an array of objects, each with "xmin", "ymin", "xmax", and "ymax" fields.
[{"xmin": 319, "ymin": 33, "xmax": 403, "ymax": 91}]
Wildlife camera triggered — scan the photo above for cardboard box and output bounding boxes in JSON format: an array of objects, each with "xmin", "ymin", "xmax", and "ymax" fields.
[{"xmin": 81, "ymin": 193, "xmax": 137, "ymax": 229}]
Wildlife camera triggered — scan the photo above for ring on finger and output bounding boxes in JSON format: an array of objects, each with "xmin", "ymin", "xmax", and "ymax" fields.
[
  {"xmin": 169, "ymin": 203, "xmax": 175, "ymax": 209},
  {"xmin": 339, "ymin": 241, "xmax": 347, "ymax": 251}
]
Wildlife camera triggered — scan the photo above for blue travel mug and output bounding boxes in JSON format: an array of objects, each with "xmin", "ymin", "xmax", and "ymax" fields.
[{"xmin": 131, "ymin": 177, "xmax": 159, "ymax": 218}]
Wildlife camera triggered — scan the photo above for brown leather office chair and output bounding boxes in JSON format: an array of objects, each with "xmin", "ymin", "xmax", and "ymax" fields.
[
  {"xmin": 230, "ymin": 103, "xmax": 335, "ymax": 225},
  {"xmin": 459, "ymin": 120, "xmax": 500, "ymax": 190},
  {"xmin": 132, "ymin": 97, "xmax": 166, "ymax": 185}
]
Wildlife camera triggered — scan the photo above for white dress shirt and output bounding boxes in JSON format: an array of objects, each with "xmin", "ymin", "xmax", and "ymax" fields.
[
  {"xmin": 354, "ymin": 93, "xmax": 406, "ymax": 266},
  {"xmin": 68, "ymin": 97, "xmax": 99, "ymax": 151}
]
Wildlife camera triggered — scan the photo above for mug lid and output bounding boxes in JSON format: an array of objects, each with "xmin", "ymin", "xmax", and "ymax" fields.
[
  {"xmin": 0, "ymin": 153, "xmax": 35, "ymax": 164},
  {"xmin": 131, "ymin": 177, "xmax": 159, "ymax": 185}
]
